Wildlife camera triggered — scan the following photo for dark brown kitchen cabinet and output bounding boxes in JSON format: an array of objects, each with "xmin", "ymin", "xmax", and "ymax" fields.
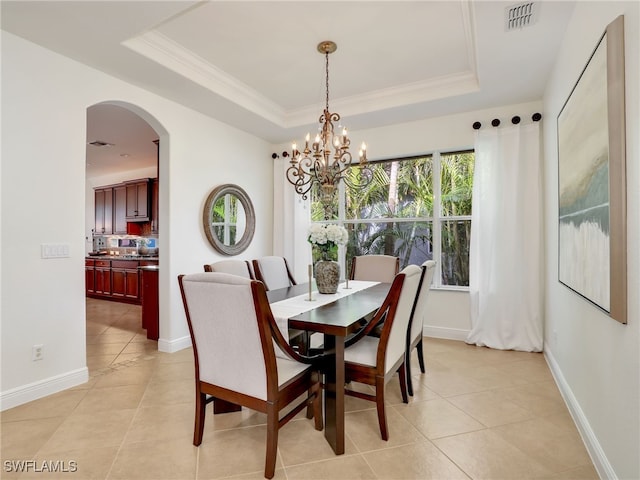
[
  {"xmin": 94, "ymin": 187, "xmax": 113, "ymax": 234},
  {"xmin": 85, "ymin": 259, "xmax": 95, "ymax": 294},
  {"xmin": 111, "ymin": 260, "xmax": 139, "ymax": 300},
  {"xmin": 94, "ymin": 260, "xmax": 112, "ymax": 296},
  {"xmin": 151, "ymin": 178, "xmax": 159, "ymax": 234},
  {"xmin": 113, "ymin": 185, "xmax": 127, "ymax": 234},
  {"xmin": 125, "ymin": 179, "xmax": 151, "ymax": 221}
]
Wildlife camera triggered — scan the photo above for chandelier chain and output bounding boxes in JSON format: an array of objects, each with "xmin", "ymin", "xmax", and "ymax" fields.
[{"xmin": 325, "ymin": 51, "xmax": 330, "ymax": 111}]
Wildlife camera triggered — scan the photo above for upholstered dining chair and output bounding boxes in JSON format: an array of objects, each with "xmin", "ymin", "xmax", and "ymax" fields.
[
  {"xmin": 178, "ymin": 272, "xmax": 323, "ymax": 479},
  {"xmin": 343, "ymin": 264, "xmax": 422, "ymax": 440},
  {"xmin": 406, "ymin": 260, "xmax": 437, "ymax": 396},
  {"xmin": 252, "ymin": 256, "xmax": 297, "ymax": 291},
  {"xmin": 203, "ymin": 259, "xmax": 254, "ymax": 279},
  {"xmin": 350, "ymin": 254, "xmax": 400, "ymax": 283}
]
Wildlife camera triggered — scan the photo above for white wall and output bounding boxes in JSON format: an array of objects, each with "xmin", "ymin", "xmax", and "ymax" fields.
[
  {"xmin": 275, "ymin": 101, "xmax": 543, "ymax": 339},
  {"xmin": 1, "ymin": 32, "xmax": 273, "ymax": 408},
  {"xmin": 542, "ymin": 2, "xmax": 639, "ymax": 479}
]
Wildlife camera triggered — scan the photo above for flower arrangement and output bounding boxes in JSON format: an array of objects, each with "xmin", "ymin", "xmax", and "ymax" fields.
[{"xmin": 308, "ymin": 224, "xmax": 349, "ymax": 262}]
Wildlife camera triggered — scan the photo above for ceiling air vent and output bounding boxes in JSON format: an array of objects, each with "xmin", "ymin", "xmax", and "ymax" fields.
[
  {"xmin": 505, "ymin": 2, "xmax": 538, "ymax": 31},
  {"xmin": 88, "ymin": 140, "xmax": 114, "ymax": 147}
]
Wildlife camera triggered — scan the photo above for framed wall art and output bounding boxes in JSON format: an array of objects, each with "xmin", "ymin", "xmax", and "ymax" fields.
[{"xmin": 557, "ymin": 15, "xmax": 626, "ymax": 324}]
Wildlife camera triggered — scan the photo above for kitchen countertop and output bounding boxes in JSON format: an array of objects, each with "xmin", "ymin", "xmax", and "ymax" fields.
[{"xmin": 86, "ymin": 255, "xmax": 159, "ymax": 261}]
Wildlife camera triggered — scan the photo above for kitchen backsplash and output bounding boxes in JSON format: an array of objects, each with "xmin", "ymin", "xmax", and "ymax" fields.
[{"xmin": 91, "ymin": 235, "xmax": 158, "ymax": 256}]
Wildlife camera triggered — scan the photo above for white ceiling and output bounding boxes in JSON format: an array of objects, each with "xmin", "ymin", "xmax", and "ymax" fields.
[{"xmin": 1, "ymin": 0, "xmax": 576, "ymax": 177}]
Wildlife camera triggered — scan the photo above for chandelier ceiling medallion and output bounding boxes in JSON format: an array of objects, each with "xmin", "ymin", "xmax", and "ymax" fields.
[{"xmin": 285, "ymin": 41, "xmax": 372, "ymax": 218}]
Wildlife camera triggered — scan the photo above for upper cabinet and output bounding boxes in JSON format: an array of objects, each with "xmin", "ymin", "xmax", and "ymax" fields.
[
  {"xmin": 94, "ymin": 178, "xmax": 155, "ymax": 234},
  {"xmin": 95, "ymin": 187, "xmax": 113, "ymax": 234},
  {"xmin": 125, "ymin": 179, "xmax": 151, "ymax": 222}
]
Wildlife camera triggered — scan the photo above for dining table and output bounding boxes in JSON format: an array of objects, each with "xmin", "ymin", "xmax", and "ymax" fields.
[{"xmin": 267, "ymin": 280, "xmax": 391, "ymax": 455}]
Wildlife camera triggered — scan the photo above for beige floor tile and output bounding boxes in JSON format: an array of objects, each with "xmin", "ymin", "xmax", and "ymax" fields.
[
  {"xmin": 150, "ymin": 360, "xmax": 196, "ymax": 384},
  {"xmin": 448, "ymin": 389, "xmax": 536, "ymax": 427},
  {"xmin": 346, "ymin": 406, "xmax": 424, "ymax": 452},
  {"xmin": 201, "ymin": 405, "xmax": 269, "ymax": 432},
  {"xmin": 18, "ymin": 446, "xmax": 119, "ymax": 480},
  {"xmin": 86, "ymin": 354, "xmax": 119, "ymax": 371},
  {"xmin": 87, "ymin": 343, "xmax": 128, "ymax": 357},
  {"xmin": 276, "ymin": 417, "xmax": 356, "ymax": 466},
  {"xmin": 397, "ymin": 397, "xmax": 485, "ymax": 439},
  {"xmin": 73, "ymin": 384, "xmax": 146, "ymax": 414},
  {"xmin": 283, "ymin": 454, "xmax": 376, "ymax": 480},
  {"xmin": 422, "ymin": 370, "xmax": 487, "ymax": 397},
  {"xmin": 1, "ymin": 389, "xmax": 87, "ymax": 423},
  {"xmin": 124, "ymin": 403, "xmax": 194, "ymax": 445},
  {"xmin": 196, "ymin": 426, "xmax": 280, "ymax": 479},
  {"xmin": 433, "ymin": 428, "xmax": 554, "ymax": 479},
  {"xmin": 501, "ymin": 381, "xmax": 569, "ymax": 417},
  {"xmin": 109, "ymin": 437, "xmax": 197, "ymax": 480},
  {"xmin": 37, "ymin": 409, "xmax": 136, "ymax": 454},
  {"xmin": 140, "ymin": 377, "xmax": 194, "ymax": 407},
  {"xmin": 493, "ymin": 414, "xmax": 592, "ymax": 473},
  {"xmin": 1, "ymin": 417, "xmax": 65, "ymax": 459},
  {"xmin": 363, "ymin": 440, "xmax": 469, "ymax": 479},
  {"xmin": 92, "ymin": 362, "xmax": 156, "ymax": 389},
  {"xmin": 532, "ymin": 464, "xmax": 600, "ymax": 480}
]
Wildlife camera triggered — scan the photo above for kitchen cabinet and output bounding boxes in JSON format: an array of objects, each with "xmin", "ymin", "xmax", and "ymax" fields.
[
  {"xmin": 140, "ymin": 265, "xmax": 159, "ymax": 340},
  {"xmin": 125, "ymin": 179, "xmax": 151, "ymax": 221},
  {"xmin": 151, "ymin": 178, "xmax": 159, "ymax": 234},
  {"xmin": 85, "ymin": 259, "xmax": 95, "ymax": 294},
  {"xmin": 113, "ymin": 185, "xmax": 127, "ymax": 234},
  {"xmin": 111, "ymin": 260, "xmax": 140, "ymax": 300},
  {"xmin": 94, "ymin": 260, "xmax": 112, "ymax": 296},
  {"xmin": 94, "ymin": 187, "xmax": 113, "ymax": 234}
]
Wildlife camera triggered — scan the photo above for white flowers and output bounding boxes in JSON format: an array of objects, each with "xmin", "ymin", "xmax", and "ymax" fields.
[{"xmin": 308, "ymin": 224, "xmax": 348, "ymax": 247}]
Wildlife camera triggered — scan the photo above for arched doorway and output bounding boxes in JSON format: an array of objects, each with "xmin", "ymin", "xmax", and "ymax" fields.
[{"xmin": 85, "ymin": 101, "xmax": 167, "ymax": 374}]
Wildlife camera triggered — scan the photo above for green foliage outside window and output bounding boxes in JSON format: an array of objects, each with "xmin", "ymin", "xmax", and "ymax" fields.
[{"xmin": 311, "ymin": 151, "xmax": 474, "ymax": 287}]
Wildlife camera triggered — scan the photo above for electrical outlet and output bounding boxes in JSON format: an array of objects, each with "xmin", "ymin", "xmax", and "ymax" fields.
[{"xmin": 32, "ymin": 344, "xmax": 44, "ymax": 361}]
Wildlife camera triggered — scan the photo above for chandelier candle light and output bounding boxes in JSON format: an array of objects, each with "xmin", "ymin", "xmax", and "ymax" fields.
[{"xmin": 286, "ymin": 41, "xmax": 373, "ymax": 220}]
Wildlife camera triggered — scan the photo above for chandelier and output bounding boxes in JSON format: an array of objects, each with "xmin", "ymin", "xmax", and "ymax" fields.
[{"xmin": 285, "ymin": 41, "xmax": 372, "ymax": 218}]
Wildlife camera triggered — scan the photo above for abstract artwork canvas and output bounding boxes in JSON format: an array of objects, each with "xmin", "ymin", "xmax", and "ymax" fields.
[{"xmin": 557, "ymin": 15, "xmax": 626, "ymax": 324}]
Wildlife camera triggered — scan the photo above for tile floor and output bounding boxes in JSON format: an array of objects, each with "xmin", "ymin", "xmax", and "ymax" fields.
[{"xmin": 1, "ymin": 298, "xmax": 598, "ymax": 479}]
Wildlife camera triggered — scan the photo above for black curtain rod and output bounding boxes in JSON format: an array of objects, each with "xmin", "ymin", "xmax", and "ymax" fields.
[{"xmin": 472, "ymin": 112, "xmax": 542, "ymax": 130}]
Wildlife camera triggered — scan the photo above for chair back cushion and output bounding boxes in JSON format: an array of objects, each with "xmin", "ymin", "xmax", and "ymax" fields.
[
  {"xmin": 179, "ymin": 273, "xmax": 270, "ymax": 400},
  {"xmin": 352, "ymin": 255, "xmax": 399, "ymax": 283},
  {"xmin": 207, "ymin": 260, "xmax": 252, "ymax": 279},
  {"xmin": 254, "ymin": 256, "xmax": 293, "ymax": 290},
  {"xmin": 384, "ymin": 265, "xmax": 422, "ymax": 373},
  {"xmin": 409, "ymin": 260, "xmax": 437, "ymax": 342}
]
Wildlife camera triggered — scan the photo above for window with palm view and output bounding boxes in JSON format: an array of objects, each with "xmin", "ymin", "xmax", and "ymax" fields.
[{"xmin": 311, "ymin": 150, "xmax": 474, "ymax": 288}]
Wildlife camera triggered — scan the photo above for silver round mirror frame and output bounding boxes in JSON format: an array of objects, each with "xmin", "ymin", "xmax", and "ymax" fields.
[{"xmin": 202, "ymin": 184, "xmax": 256, "ymax": 256}]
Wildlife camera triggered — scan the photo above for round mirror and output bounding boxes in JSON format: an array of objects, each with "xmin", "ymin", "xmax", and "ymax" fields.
[{"xmin": 203, "ymin": 184, "xmax": 255, "ymax": 256}]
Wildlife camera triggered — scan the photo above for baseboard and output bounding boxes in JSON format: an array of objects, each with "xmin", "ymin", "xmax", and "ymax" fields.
[
  {"xmin": 423, "ymin": 325, "xmax": 470, "ymax": 342},
  {"xmin": 157, "ymin": 334, "xmax": 191, "ymax": 353},
  {"xmin": 0, "ymin": 367, "xmax": 88, "ymax": 411},
  {"xmin": 544, "ymin": 348, "xmax": 616, "ymax": 480}
]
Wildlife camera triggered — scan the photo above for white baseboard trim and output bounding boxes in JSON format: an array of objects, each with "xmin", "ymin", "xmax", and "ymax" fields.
[
  {"xmin": 157, "ymin": 335, "xmax": 192, "ymax": 353},
  {"xmin": 544, "ymin": 348, "xmax": 616, "ymax": 480},
  {"xmin": 0, "ymin": 367, "xmax": 89, "ymax": 411},
  {"xmin": 423, "ymin": 325, "xmax": 470, "ymax": 342}
]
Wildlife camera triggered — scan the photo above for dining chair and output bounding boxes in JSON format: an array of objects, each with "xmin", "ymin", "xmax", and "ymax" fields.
[
  {"xmin": 203, "ymin": 259, "xmax": 254, "ymax": 279},
  {"xmin": 178, "ymin": 272, "xmax": 323, "ymax": 479},
  {"xmin": 406, "ymin": 260, "xmax": 437, "ymax": 396},
  {"xmin": 343, "ymin": 264, "xmax": 422, "ymax": 440},
  {"xmin": 349, "ymin": 254, "xmax": 400, "ymax": 283},
  {"xmin": 252, "ymin": 256, "xmax": 297, "ymax": 291}
]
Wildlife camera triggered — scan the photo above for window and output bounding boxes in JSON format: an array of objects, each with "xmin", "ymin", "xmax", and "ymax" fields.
[{"xmin": 311, "ymin": 150, "xmax": 474, "ymax": 288}]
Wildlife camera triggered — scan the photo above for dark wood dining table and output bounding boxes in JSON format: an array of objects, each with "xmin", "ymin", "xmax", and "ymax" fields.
[{"xmin": 267, "ymin": 281, "xmax": 391, "ymax": 455}]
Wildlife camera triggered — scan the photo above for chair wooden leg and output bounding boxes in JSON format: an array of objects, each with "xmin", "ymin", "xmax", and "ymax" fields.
[
  {"xmin": 312, "ymin": 379, "xmax": 323, "ymax": 431},
  {"xmin": 306, "ymin": 386, "xmax": 314, "ymax": 419},
  {"xmin": 398, "ymin": 363, "xmax": 409, "ymax": 404},
  {"xmin": 417, "ymin": 340, "xmax": 425, "ymax": 373},
  {"xmin": 193, "ymin": 390, "xmax": 206, "ymax": 446},
  {"xmin": 405, "ymin": 350, "xmax": 414, "ymax": 397},
  {"xmin": 375, "ymin": 375, "xmax": 389, "ymax": 441},
  {"xmin": 265, "ymin": 404, "xmax": 278, "ymax": 479}
]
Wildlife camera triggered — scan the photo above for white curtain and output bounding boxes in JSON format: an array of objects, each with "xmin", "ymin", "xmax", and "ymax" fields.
[
  {"xmin": 466, "ymin": 122, "xmax": 543, "ymax": 352},
  {"xmin": 273, "ymin": 155, "xmax": 312, "ymax": 281}
]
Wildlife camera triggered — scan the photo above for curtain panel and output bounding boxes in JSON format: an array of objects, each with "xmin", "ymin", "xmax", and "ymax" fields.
[{"xmin": 466, "ymin": 123, "xmax": 543, "ymax": 352}]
